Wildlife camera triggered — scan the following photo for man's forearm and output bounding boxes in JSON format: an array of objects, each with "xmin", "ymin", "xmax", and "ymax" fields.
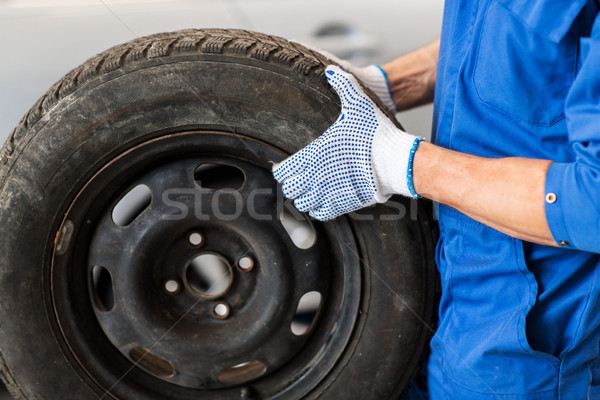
[
  {"xmin": 413, "ymin": 142, "xmax": 557, "ymax": 246},
  {"xmin": 381, "ymin": 39, "xmax": 555, "ymax": 246},
  {"xmin": 381, "ymin": 39, "xmax": 439, "ymax": 112}
]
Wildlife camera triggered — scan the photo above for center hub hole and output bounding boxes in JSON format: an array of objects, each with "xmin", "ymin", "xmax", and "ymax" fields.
[{"xmin": 186, "ymin": 253, "xmax": 232, "ymax": 298}]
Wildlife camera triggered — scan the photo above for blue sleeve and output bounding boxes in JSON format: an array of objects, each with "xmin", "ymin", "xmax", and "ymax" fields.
[{"xmin": 545, "ymin": 11, "xmax": 600, "ymax": 253}]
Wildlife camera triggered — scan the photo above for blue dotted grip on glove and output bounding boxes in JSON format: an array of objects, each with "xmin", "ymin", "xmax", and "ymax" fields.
[{"xmin": 272, "ymin": 66, "xmax": 381, "ymax": 221}]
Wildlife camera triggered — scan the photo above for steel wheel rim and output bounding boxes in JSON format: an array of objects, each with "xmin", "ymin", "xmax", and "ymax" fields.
[{"xmin": 50, "ymin": 131, "xmax": 365, "ymax": 399}]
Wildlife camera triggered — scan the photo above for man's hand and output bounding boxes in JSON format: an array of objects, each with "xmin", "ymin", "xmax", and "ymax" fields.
[
  {"xmin": 272, "ymin": 66, "xmax": 423, "ymax": 221},
  {"xmin": 292, "ymin": 41, "xmax": 397, "ymax": 113}
]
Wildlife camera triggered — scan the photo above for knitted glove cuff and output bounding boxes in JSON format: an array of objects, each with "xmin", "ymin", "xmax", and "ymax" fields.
[
  {"xmin": 353, "ymin": 65, "xmax": 397, "ymax": 114},
  {"xmin": 372, "ymin": 125, "xmax": 424, "ymax": 199}
]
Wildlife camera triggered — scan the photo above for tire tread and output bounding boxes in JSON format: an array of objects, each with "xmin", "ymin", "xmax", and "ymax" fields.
[
  {"xmin": 2, "ymin": 28, "xmax": 401, "ymax": 170},
  {"xmin": 0, "ymin": 29, "xmax": 341, "ymax": 168}
]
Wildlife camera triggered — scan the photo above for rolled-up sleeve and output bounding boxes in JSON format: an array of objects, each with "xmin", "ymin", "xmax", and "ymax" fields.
[{"xmin": 545, "ymin": 12, "xmax": 600, "ymax": 253}]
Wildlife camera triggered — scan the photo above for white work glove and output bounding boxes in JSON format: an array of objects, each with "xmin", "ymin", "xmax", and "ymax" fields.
[
  {"xmin": 272, "ymin": 66, "xmax": 424, "ymax": 221},
  {"xmin": 293, "ymin": 41, "xmax": 397, "ymax": 113}
]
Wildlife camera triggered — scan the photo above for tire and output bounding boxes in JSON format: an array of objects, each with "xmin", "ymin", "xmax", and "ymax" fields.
[{"xmin": 0, "ymin": 29, "xmax": 438, "ymax": 400}]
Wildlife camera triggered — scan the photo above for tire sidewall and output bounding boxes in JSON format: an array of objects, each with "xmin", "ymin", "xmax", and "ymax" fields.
[{"xmin": 0, "ymin": 49, "xmax": 435, "ymax": 399}]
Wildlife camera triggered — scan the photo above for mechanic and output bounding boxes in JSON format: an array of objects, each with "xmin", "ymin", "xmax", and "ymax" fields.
[{"xmin": 273, "ymin": 0, "xmax": 600, "ymax": 399}]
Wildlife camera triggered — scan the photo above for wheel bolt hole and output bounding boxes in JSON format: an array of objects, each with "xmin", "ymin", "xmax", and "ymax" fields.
[
  {"xmin": 91, "ymin": 265, "xmax": 115, "ymax": 312},
  {"xmin": 194, "ymin": 163, "xmax": 245, "ymax": 190},
  {"xmin": 279, "ymin": 202, "xmax": 317, "ymax": 249},
  {"xmin": 218, "ymin": 360, "xmax": 267, "ymax": 385},
  {"xmin": 213, "ymin": 302, "xmax": 230, "ymax": 319},
  {"xmin": 238, "ymin": 256, "xmax": 254, "ymax": 271},
  {"xmin": 112, "ymin": 184, "xmax": 152, "ymax": 227},
  {"xmin": 188, "ymin": 232, "xmax": 204, "ymax": 246},
  {"xmin": 129, "ymin": 347, "xmax": 175, "ymax": 378},
  {"xmin": 291, "ymin": 291, "xmax": 322, "ymax": 336},
  {"xmin": 164, "ymin": 279, "xmax": 181, "ymax": 295}
]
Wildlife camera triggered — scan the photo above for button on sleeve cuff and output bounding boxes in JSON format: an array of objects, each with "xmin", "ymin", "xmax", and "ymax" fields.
[{"xmin": 545, "ymin": 162, "xmax": 600, "ymax": 253}]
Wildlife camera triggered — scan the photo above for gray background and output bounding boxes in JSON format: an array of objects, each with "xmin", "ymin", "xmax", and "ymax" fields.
[
  {"xmin": 0, "ymin": 1, "xmax": 442, "ymax": 398},
  {"xmin": 0, "ymin": 0, "xmax": 443, "ymax": 144}
]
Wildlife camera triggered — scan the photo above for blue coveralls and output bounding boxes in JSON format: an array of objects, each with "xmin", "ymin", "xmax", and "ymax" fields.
[{"xmin": 417, "ymin": 0, "xmax": 600, "ymax": 398}]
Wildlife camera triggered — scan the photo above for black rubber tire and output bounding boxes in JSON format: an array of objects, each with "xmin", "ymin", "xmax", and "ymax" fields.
[{"xmin": 0, "ymin": 29, "xmax": 438, "ymax": 400}]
